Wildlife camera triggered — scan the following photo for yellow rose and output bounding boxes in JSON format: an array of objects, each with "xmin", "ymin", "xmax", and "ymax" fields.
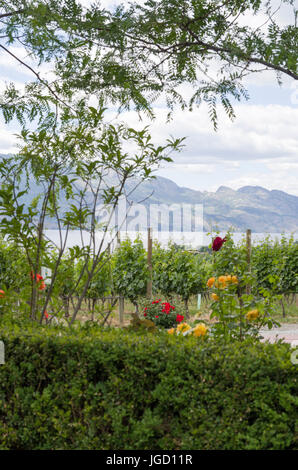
[
  {"xmin": 217, "ymin": 276, "xmax": 228, "ymax": 289},
  {"xmin": 226, "ymin": 275, "xmax": 232, "ymax": 282},
  {"xmin": 193, "ymin": 323, "xmax": 208, "ymax": 337},
  {"xmin": 231, "ymin": 275, "xmax": 238, "ymax": 284},
  {"xmin": 246, "ymin": 309, "xmax": 259, "ymax": 321},
  {"xmin": 207, "ymin": 277, "xmax": 216, "ymax": 288},
  {"xmin": 211, "ymin": 293, "xmax": 219, "ymax": 301},
  {"xmin": 168, "ymin": 328, "xmax": 175, "ymax": 335},
  {"xmin": 177, "ymin": 322, "xmax": 191, "ymax": 333}
]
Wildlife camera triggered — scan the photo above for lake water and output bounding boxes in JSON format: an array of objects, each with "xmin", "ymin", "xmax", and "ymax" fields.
[{"xmin": 44, "ymin": 230, "xmax": 298, "ymax": 251}]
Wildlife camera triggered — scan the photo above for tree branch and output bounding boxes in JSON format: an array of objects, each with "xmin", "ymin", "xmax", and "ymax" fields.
[
  {"xmin": 0, "ymin": 9, "xmax": 25, "ymax": 20},
  {"xmin": 0, "ymin": 44, "xmax": 76, "ymax": 110},
  {"xmin": 182, "ymin": 26, "xmax": 298, "ymax": 81}
]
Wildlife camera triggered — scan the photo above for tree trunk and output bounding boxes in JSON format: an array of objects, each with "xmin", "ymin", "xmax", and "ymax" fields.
[
  {"xmin": 91, "ymin": 298, "xmax": 96, "ymax": 321},
  {"xmin": 280, "ymin": 297, "xmax": 286, "ymax": 318},
  {"xmin": 184, "ymin": 298, "xmax": 189, "ymax": 319},
  {"xmin": 63, "ymin": 296, "xmax": 69, "ymax": 318}
]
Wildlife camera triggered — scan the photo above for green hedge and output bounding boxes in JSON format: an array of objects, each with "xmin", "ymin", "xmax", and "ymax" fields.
[{"xmin": 0, "ymin": 325, "xmax": 297, "ymax": 450}]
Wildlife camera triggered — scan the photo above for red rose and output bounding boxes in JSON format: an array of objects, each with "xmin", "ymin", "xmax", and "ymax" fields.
[
  {"xmin": 30, "ymin": 272, "xmax": 44, "ymax": 284},
  {"xmin": 176, "ymin": 314, "xmax": 184, "ymax": 323},
  {"xmin": 212, "ymin": 236, "xmax": 227, "ymax": 252},
  {"xmin": 144, "ymin": 313, "xmax": 147, "ymax": 317}
]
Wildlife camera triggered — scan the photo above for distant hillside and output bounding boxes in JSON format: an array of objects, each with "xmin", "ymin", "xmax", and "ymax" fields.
[
  {"xmin": 0, "ymin": 154, "xmax": 297, "ymax": 232},
  {"xmin": 125, "ymin": 177, "xmax": 298, "ymax": 232}
]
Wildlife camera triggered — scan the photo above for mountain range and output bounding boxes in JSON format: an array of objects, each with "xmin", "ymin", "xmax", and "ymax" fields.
[
  {"xmin": 126, "ymin": 176, "xmax": 298, "ymax": 233},
  {"xmin": 0, "ymin": 153, "xmax": 297, "ymax": 233}
]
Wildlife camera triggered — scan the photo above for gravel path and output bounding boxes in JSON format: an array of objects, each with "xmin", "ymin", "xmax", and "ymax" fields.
[{"xmin": 260, "ymin": 323, "xmax": 298, "ymax": 347}]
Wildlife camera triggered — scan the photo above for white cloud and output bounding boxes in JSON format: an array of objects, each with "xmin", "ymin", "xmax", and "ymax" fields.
[
  {"xmin": 163, "ymin": 163, "xmax": 216, "ymax": 174},
  {"xmin": 0, "ymin": 0, "xmax": 297, "ymax": 198},
  {"xmin": 265, "ymin": 160, "xmax": 298, "ymax": 171},
  {"xmin": 0, "ymin": 127, "xmax": 18, "ymax": 154},
  {"xmin": 223, "ymin": 172, "xmax": 298, "ymax": 197},
  {"xmin": 115, "ymin": 102, "xmax": 298, "ymax": 196},
  {"xmin": 115, "ymin": 102, "xmax": 298, "ymax": 162},
  {"xmin": 0, "ymin": 79, "xmax": 26, "ymax": 94}
]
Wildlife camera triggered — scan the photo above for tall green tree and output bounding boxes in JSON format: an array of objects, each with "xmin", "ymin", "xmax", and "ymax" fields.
[
  {"xmin": 0, "ymin": 104, "xmax": 182, "ymax": 322},
  {"xmin": 0, "ymin": 1, "xmax": 297, "ymax": 128}
]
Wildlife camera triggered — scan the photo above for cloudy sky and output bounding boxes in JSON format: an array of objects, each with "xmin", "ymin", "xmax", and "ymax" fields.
[{"xmin": 0, "ymin": 0, "xmax": 298, "ymax": 195}]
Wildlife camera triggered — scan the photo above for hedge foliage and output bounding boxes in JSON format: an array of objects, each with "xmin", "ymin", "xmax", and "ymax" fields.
[{"xmin": 0, "ymin": 325, "xmax": 297, "ymax": 450}]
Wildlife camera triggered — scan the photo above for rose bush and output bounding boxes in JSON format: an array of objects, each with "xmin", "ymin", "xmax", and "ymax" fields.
[
  {"xmin": 142, "ymin": 298, "xmax": 184, "ymax": 329},
  {"xmin": 206, "ymin": 274, "xmax": 280, "ymax": 341}
]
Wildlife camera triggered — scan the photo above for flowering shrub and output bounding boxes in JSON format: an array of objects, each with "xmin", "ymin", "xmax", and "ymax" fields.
[
  {"xmin": 208, "ymin": 232, "xmax": 282, "ymax": 342},
  {"xmin": 206, "ymin": 274, "xmax": 280, "ymax": 341},
  {"xmin": 30, "ymin": 272, "xmax": 46, "ymax": 291},
  {"xmin": 142, "ymin": 298, "xmax": 184, "ymax": 328}
]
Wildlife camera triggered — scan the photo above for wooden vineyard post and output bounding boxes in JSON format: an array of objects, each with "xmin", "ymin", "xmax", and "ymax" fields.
[
  {"xmin": 118, "ymin": 295, "xmax": 124, "ymax": 325},
  {"xmin": 31, "ymin": 223, "xmax": 43, "ymax": 320},
  {"xmin": 107, "ymin": 244, "xmax": 113, "ymax": 318},
  {"xmin": 246, "ymin": 229, "xmax": 252, "ymax": 295},
  {"xmin": 147, "ymin": 227, "xmax": 153, "ymax": 299},
  {"xmin": 115, "ymin": 231, "xmax": 124, "ymax": 324}
]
